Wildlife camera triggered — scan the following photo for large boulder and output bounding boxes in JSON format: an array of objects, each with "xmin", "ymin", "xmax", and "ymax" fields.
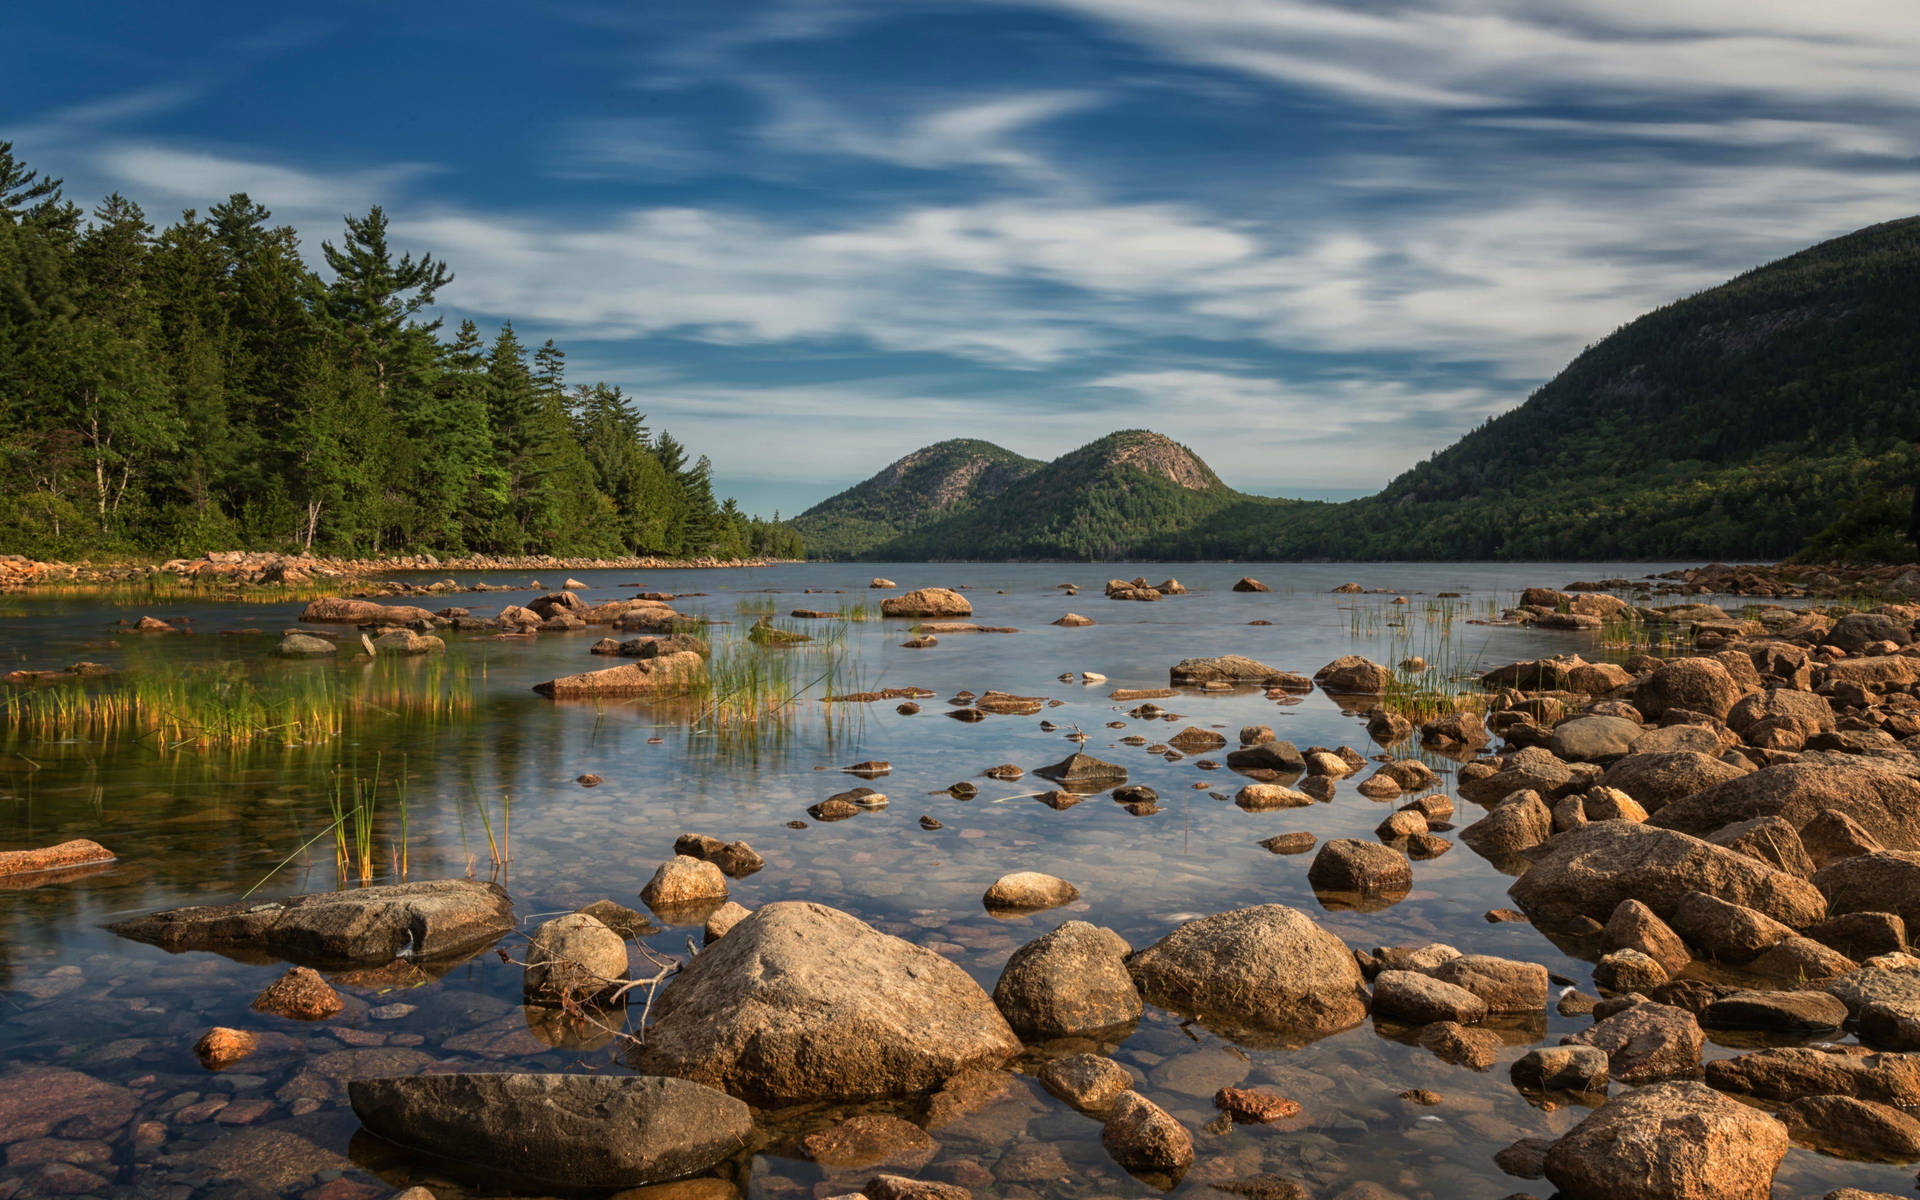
[
  {"xmin": 1564, "ymin": 1001, "xmax": 1704, "ymax": 1083},
  {"xmin": 1550, "ymin": 716, "xmax": 1642, "ymax": 762},
  {"xmin": 1725, "ymin": 688, "xmax": 1836, "ymax": 749},
  {"xmin": 1816, "ymin": 852, "xmax": 1920, "ymax": 929},
  {"xmin": 1313, "ymin": 655, "xmax": 1392, "ymax": 694},
  {"xmin": 109, "ymin": 879, "xmax": 512, "ymax": 965},
  {"xmin": 880, "ymin": 588, "xmax": 971, "ymax": 618},
  {"xmin": 1126, "ymin": 905, "xmax": 1367, "ymax": 1042},
  {"xmin": 1654, "ymin": 761, "xmax": 1920, "ymax": 850},
  {"xmin": 1507, "ymin": 822, "xmax": 1826, "ymax": 931},
  {"xmin": 1632, "ymin": 658, "xmax": 1748, "ymax": 720},
  {"xmin": 630, "ymin": 902, "xmax": 1019, "ymax": 1104},
  {"xmin": 1541, "ymin": 1081, "xmax": 1787, "ymax": 1200},
  {"xmin": 1599, "ymin": 752, "xmax": 1748, "ymax": 814},
  {"xmin": 992, "ymin": 921, "xmax": 1142, "ymax": 1039},
  {"xmin": 533, "ymin": 652, "xmax": 704, "ymax": 699},
  {"xmin": 349, "ymin": 1074, "xmax": 751, "ymax": 1190},
  {"xmin": 1825, "ymin": 612, "xmax": 1915, "ymax": 654},
  {"xmin": 1168, "ymin": 655, "xmax": 1310, "ymax": 689},
  {"xmin": 300, "ymin": 597, "xmax": 438, "ymax": 627},
  {"xmin": 1705, "ymin": 1047, "xmax": 1920, "ymax": 1106}
]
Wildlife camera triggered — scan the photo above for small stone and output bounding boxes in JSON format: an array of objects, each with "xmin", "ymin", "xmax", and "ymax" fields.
[
  {"xmin": 1101, "ymin": 1092, "xmax": 1193, "ymax": 1178},
  {"xmin": 1036, "ymin": 1053, "xmax": 1133, "ymax": 1110},
  {"xmin": 193, "ymin": 1027, "xmax": 259, "ymax": 1070},
  {"xmin": 1213, "ymin": 1087, "xmax": 1301, "ymax": 1123},
  {"xmin": 250, "ymin": 967, "xmax": 342, "ymax": 1021}
]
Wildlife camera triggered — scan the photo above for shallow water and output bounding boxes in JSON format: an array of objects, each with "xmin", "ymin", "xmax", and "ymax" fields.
[{"xmin": 0, "ymin": 562, "xmax": 1903, "ymax": 1199}]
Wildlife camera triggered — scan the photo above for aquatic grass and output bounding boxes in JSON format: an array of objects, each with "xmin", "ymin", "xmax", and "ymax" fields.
[
  {"xmin": 2, "ymin": 658, "xmax": 473, "ymax": 751},
  {"xmin": 9, "ymin": 573, "xmax": 360, "ymax": 607}
]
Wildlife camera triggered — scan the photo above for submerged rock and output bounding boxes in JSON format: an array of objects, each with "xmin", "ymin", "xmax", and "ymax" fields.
[
  {"xmin": 250, "ymin": 966, "xmax": 342, "ymax": 1021},
  {"xmin": 349, "ymin": 1073, "xmax": 751, "ymax": 1190},
  {"xmin": 631, "ymin": 902, "xmax": 1020, "ymax": 1104},
  {"xmin": 109, "ymin": 879, "xmax": 513, "ymax": 965}
]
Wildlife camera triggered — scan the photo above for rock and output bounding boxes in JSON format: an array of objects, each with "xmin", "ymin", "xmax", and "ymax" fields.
[
  {"xmin": 1669, "ymin": 891, "xmax": 1794, "ymax": 962},
  {"xmin": 881, "ymin": 588, "xmax": 971, "ymax": 618},
  {"xmin": 1808, "ymin": 912, "xmax": 1906, "ymax": 960},
  {"xmin": 1037, "ymin": 1053, "xmax": 1134, "ymax": 1110},
  {"xmin": 672, "ymin": 834, "xmax": 765, "ymax": 878},
  {"xmin": 1707, "ymin": 1046, "xmax": 1920, "ymax": 1106},
  {"xmin": 1564, "ymin": 1002, "xmax": 1703, "ymax": 1083},
  {"xmin": 1541, "ymin": 1081, "xmax": 1787, "ymax": 1200},
  {"xmin": 1231, "ymin": 576, "xmax": 1271, "ymax": 592},
  {"xmin": 640, "ymin": 856, "xmax": 729, "ymax": 918},
  {"xmin": 1366, "ymin": 709, "xmax": 1413, "ymax": 744},
  {"xmin": 533, "ymin": 652, "xmax": 704, "ymax": 698},
  {"xmin": 1213, "ymin": 1087, "xmax": 1301, "ymax": 1123},
  {"xmin": 1168, "ymin": 655, "xmax": 1307, "ymax": 688},
  {"xmin": 870, "ymin": 578, "xmax": 897, "ymax": 589},
  {"xmin": 1168, "ymin": 726, "xmax": 1227, "ymax": 753},
  {"xmin": 274, "ymin": 632, "xmax": 337, "ymax": 658},
  {"xmin": 578, "ymin": 899, "xmax": 657, "ymax": 940},
  {"xmin": 1260, "ymin": 832, "xmax": 1317, "ymax": 855},
  {"xmin": 1600, "ymin": 752, "xmax": 1748, "ymax": 813},
  {"xmin": 1053, "ymin": 613, "xmax": 1094, "ymax": 627},
  {"xmin": 1511, "ymin": 1045, "xmax": 1609, "ymax": 1093},
  {"xmin": 1418, "ymin": 1020, "xmax": 1500, "ymax": 1069},
  {"xmin": 1506, "ymin": 821, "xmax": 1826, "ymax": 931},
  {"xmin": 1706, "ymin": 816, "xmax": 1814, "ymax": 878},
  {"xmin": 1727, "ymin": 688, "xmax": 1836, "ymax": 749},
  {"xmin": 631, "ymin": 902, "xmax": 1019, "ymax": 1104},
  {"xmin": 1702, "ymin": 990, "xmax": 1847, "ymax": 1032},
  {"xmin": 371, "ymin": 629, "xmax": 444, "ymax": 655},
  {"xmin": 1225, "ymin": 741, "xmax": 1309, "ymax": 772},
  {"xmin": 1459, "ymin": 748, "xmax": 1577, "ymax": 804},
  {"xmin": 1376, "ymin": 809, "xmax": 1428, "ymax": 840},
  {"xmin": 250, "ymin": 967, "xmax": 343, "ymax": 1021},
  {"xmin": 1100, "ymin": 1092, "xmax": 1192, "ymax": 1178},
  {"xmin": 802, "ymin": 1114, "xmax": 937, "ymax": 1170},
  {"xmin": 524, "ymin": 913, "xmax": 627, "ymax": 1006},
  {"xmin": 1421, "ymin": 709, "xmax": 1490, "ymax": 747},
  {"xmin": 1748, "ymin": 934, "xmax": 1855, "ymax": 982},
  {"xmin": 1034, "ymin": 752, "xmax": 1126, "ymax": 789},
  {"xmin": 0, "ymin": 838, "xmax": 115, "ymax": 879},
  {"xmin": 1551, "ymin": 716, "xmax": 1642, "ymax": 762},
  {"xmin": 1313, "ymin": 655, "xmax": 1391, "ymax": 694},
  {"xmin": 1816, "ymin": 851, "xmax": 1920, "ymax": 929},
  {"xmin": 1602, "ymin": 899, "xmax": 1691, "ymax": 976},
  {"xmin": 1460, "ymin": 790, "xmax": 1554, "ymax": 858},
  {"xmin": 992, "ymin": 922, "xmax": 1141, "ymax": 1038},
  {"xmin": 1370, "ymin": 970, "xmax": 1488, "ymax": 1025},
  {"xmin": 300, "ymin": 597, "xmax": 438, "ymax": 627},
  {"xmin": 1126, "ymin": 905, "xmax": 1368, "ymax": 1041},
  {"xmin": 1235, "ymin": 783, "xmax": 1314, "ymax": 811},
  {"xmin": 1595, "ymin": 949, "xmax": 1668, "ymax": 993},
  {"xmin": 1585, "ymin": 786, "xmax": 1650, "ymax": 823},
  {"xmin": 1428, "ymin": 954, "xmax": 1548, "ymax": 1013},
  {"xmin": 1307, "ymin": 840, "xmax": 1412, "ymax": 900},
  {"xmin": 194, "ymin": 1027, "xmax": 259, "ymax": 1070},
  {"xmin": 864, "ymin": 1175, "xmax": 970, "ymax": 1200},
  {"xmin": 1633, "ymin": 658, "xmax": 1748, "ymax": 720},
  {"xmin": 1802, "ymin": 810, "xmax": 1887, "ymax": 868},
  {"xmin": 348, "ymin": 1073, "xmax": 752, "ymax": 1190},
  {"xmin": 1655, "ymin": 761, "xmax": 1920, "ymax": 850},
  {"xmin": 1781, "ymin": 1094, "xmax": 1920, "ymax": 1162},
  {"xmin": 0, "ymin": 1067, "xmax": 136, "ymax": 1141},
  {"xmin": 703, "ymin": 901, "xmax": 750, "ymax": 944}
]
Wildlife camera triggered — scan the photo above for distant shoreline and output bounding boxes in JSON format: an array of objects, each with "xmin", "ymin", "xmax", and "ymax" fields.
[{"xmin": 0, "ymin": 551, "xmax": 800, "ymax": 591}]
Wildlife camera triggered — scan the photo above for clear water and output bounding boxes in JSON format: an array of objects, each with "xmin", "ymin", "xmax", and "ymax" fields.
[{"xmin": 0, "ymin": 562, "xmax": 1902, "ymax": 1198}]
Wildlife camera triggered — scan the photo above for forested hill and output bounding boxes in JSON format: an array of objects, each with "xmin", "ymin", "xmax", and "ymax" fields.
[
  {"xmin": 803, "ymin": 217, "xmax": 1920, "ymax": 562},
  {"xmin": 1181, "ymin": 216, "xmax": 1920, "ymax": 561},
  {"xmin": 0, "ymin": 142, "xmax": 801, "ymax": 561},
  {"xmin": 790, "ymin": 439, "xmax": 1042, "ymax": 559}
]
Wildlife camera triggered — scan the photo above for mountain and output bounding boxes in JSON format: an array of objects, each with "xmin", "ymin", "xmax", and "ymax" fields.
[
  {"xmin": 801, "ymin": 217, "xmax": 1920, "ymax": 562},
  {"xmin": 791, "ymin": 439, "xmax": 1043, "ymax": 559}
]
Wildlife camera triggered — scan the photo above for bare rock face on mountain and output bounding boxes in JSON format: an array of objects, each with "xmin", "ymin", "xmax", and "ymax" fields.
[
  {"xmin": 630, "ymin": 902, "xmax": 1019, "ymax": 1104},
  {"xmin": 109, "ymin": 879, "xmax": 513, "ymax": 965},
  {"xmin": 1126, "ymin": 905, "xmax": 1368, "ymax": 1042}
]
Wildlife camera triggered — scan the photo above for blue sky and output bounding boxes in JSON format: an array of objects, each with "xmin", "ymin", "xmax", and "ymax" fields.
[{"xmin": 10, "ymin": 2, "xmax": 1920, "ymax": 516}]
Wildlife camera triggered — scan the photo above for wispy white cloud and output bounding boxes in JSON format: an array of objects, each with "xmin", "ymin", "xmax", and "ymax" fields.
[{"xmin": 95, "ymin": 143, "xmax": 438, "ymax": 221}]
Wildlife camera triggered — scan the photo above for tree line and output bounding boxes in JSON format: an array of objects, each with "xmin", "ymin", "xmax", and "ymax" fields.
[{"xmin": 0, "ymin": 142, "xmax": 802, "ymax": 561}]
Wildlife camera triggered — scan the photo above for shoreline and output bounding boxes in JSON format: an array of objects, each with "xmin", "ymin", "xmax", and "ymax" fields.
[{"xmin": 0, "ymin": 551, "xmax": 799, "ymax": 591}]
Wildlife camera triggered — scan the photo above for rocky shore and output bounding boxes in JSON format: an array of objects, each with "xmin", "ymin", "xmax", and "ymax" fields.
[{"xmin": 0, "ymin": 549, "xmax": 794, "ymax": 590}]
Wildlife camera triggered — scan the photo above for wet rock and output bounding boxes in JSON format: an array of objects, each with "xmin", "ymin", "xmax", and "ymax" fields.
[
  {"xmin": 1260, "ymin": 832, "xmax": 1317, "ymax": 855},
  {"xmin": 1313, "ymin": 655, "xmax": 1391, "ymax": 694},
  {"xmin": 982, "ymin": 872, "xmax": 1079, "ymax": 913},
  {"xmin": 1366, "ymin": 710, "xmax": 1413, "ymax": 744},
  {"xmin": 1168, "ymin": 655, "xmax": 1307, "ymax": 688},
  {"xmin": 802, "ymin": 1115, "xmax": 937, "ymax": 1171},
  {"xmin": 640, "ymin": 856, "xmax": 729, "ymax": 918},
  {"xmin": 251, "ymin": 966, "xmax": 342, "ymax": 1020},
  {"xmin": 112, "ymin": 878, "xmax": 512, "ymax": 964},
  {"xmin": 1564, "ymin": 1001, "xmax": 1703, "ymax": 1083},
  {"xmin": 1541, "ymin": 1081, "xmax": 1787, "ymax": 1200},
  {"xmin": 1168, "ymin": 727, "xmax": 1228, "ymax": 753},
  {"xmin": 1594, "ymin": 949, "xmax": 1668, "ymax": 993},
  {"xmin": 577, "ymin": 899, "xmax": 658, "ymax": 940},
  {"xmin": 1601, "ymin": 899, "xmax": 1691, "ymax": 976},
  {"xmin": 1702, "ymin": 990, "xmax": 1846, "ymax": 1032},
  {"xmin": 672, "ymin": 834, "xmax": 765, "ymax": 878},
  {"xmin": 1225, "ymin": 741, "xmax": 1308, "ymax": 773},
  {"xmin": 1034, "ymin": 752, "xmax": 1127, "ymax": 790},
  {"xmin": 372, "ymin": 628, "xmax": 445, "ymax": 655},
  {"xmin": 1421, "ymin": 709, "xmax": 1489, "ymax": 748},
  {"xmin": 1780, "ymin": 1094, "xmax": 1920, "ymax": 1162},
  {"xmin": 1376, "ymin": 809, "xmax": 1427, "ymax": 840},
  {"xmin": 1036, "ymin": 1053, "xmax": 1133, "ymax": 1110},
  {"xmin": 532, "ymin": 652, "xmax": 705, "ymax": 698},
  {"xmin": 301, "ymin": 597, "xmax": 438, "ymax": 626},
  {"xmin": 1053, "ymin": 613, "xmax": 1094, "ymax": 627},
  {"xmin": 1550, "ymin": 716, "xmax": 1642, "ymax": 762},
  {"xmin": 274, "ymin": 632, "xmax": 338, "ymax": 658},
  {"xmin": 1506, "ymin": 821, "xmax": 1826, "ymax": 931},
  {"xmin": 1706, "ymin": 1046, "xmax": 1920, "ymax": 1105},
  {"xmin": 1232, "ymin": 576, "xmax": 1271, "ymax": 592},
  {"xmin": 0, "ymin": 1067, "xmax": 136, "ymax": 1140},
  {"xmin": 632, "ymin": 902, "xmax": 1019, "ymax": 1104},
  {"xmin": 702, "ymin": 901, "xmax": 750, "ymax": 944},
  {"xmin": 1213, "ymin": 1086, "xmax": 1301, "ymax": 1123},
  {"xmin": 1418, "ymin": 1021, "xmax": 1500, "ymax": 1069},
  {"xmin": 992, "ymin": 921, "xmax": 1141, "ymax": 1038},
  {"xmin": 1459, "ymin": 748, "xmax": 1577, "ymax": 804},
  {"xmin": 193, "ymin": 1026, "xmax": 259, "ymax": 1070},
  {"xmin": 1370, "ymin": 970, "xmax": 1487, "ymax": 1025},
  {"xmin": 0, "ymin": 838, "xmax": 115, "ymax": 879},
  {"xmin": 881, "ymin": 588, "xmax": 971, "ymax": 618},
  {"xmin": 1510, "ymin": 1045, "xmax": 1609, "ymax": 1093},
  {"xmin": 1235, "ymin": 783, "xmax": 1314, "ymax": 811},
  {"xmin": 1100, "ymin": 1092, "xmax": 1192, "ymax": 1179},
  {"xmin": 1307, "ymin": 839, "xmax": 1412, "ymax": 900},
  {"xmin": 1428, "ymin": 954, "xmax": 1548, "ymax": 1013},
  {"xmin": 1633, "ymin": 658, "xmax": 1747, "ymax": 720},
  {"xmin": 1126, "ymin": 905, "xmax": 1368, "ymax": 1041},
  {"xmin": 524, "ymin": 913, "xmax": 627, "ymax": 1006},
  {"xmin": 349, "ymin": 1073, "xmax": 751, "ymax": 1190},
  {"xmin": 1460, "ymin": 790, "xmax": 1553, "ymax": 858},
  {"xmin": 1750, "ymin": 935, "xmax": 1856, "ymax": 985}
]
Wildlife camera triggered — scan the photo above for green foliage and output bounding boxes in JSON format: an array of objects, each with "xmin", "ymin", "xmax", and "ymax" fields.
[
  {"xmin": 0, "ymin": 147, "xmax": 800, "ymax": 561},
  {"xmin": 792, "ymin": 438, "xmax": 1042, "ymax": 558}
]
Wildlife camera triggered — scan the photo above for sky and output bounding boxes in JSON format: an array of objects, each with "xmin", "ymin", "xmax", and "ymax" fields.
[{"xmin": 9, "ymin": 1, "xmax": 1920, "ymax": 517}]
